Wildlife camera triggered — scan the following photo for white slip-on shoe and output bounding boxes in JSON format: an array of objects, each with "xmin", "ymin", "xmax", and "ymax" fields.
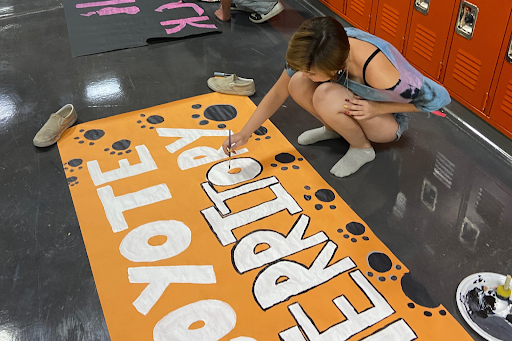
[
  {"xmin": 249, "ymin": 1, "xmax": 284, "ymax": 23},
  {"xmin": 207, "ymin": 74, "xmax": 256, "ymax": 96},
  {"xmin": 33, "ymin": 104, "xmax": 77, "ymax": 147}
]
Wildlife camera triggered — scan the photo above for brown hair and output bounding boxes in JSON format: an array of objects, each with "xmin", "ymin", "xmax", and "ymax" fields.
[{"xmin": 286, "ymin": 16, "xmax": 350, "ymax": 80}]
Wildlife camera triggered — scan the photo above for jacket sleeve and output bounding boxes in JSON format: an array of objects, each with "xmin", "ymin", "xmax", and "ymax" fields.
[{"xmin": 412, "ymin": 77, "xmax": 451, "ymax": 112}]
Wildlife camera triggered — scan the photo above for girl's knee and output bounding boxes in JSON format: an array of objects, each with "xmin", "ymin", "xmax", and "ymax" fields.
[{"xmin": 312, "ymin": 83, "xmax": 352, "ymax": 113}]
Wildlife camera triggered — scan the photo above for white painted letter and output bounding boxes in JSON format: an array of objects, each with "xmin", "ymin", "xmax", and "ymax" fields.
[
  {"xmin": 154, "ymin": 299, "xmax": 236, "ymax": 341},
  {"xmin": 97, "ymin": 184, "xmax": 171, "ymax": 233},
  {"xmin": 119, "ymin": 220, "xmax": 191, "ymax": 262},
  {"xmin": 254, "ymin": 242, "xmax": 355, "ymax": 310},
  {"xmin": 177, "ymin": 146, "xmax": 248, "ymax": 170},
  {"xmin": 87, "ymin": 145, "xmax": 157, "ymax": 186},
  {"xmin": 233, "ymin": 214, "xmax": 328, "ymax": 273},
  {"xmin": 206, "ymin": 158, "xmax": 262, "ymax": 186},
  {"xmin": 129, "ymin": 266, "xmax": 216, "ymax": 315},
  {"xmin": 157, "ymin": 128, "xmax": 231, "ymax": 153}
]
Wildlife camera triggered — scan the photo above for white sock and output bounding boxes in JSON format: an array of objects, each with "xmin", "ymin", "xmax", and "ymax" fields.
[
  {"xmin": 330, "ymin": 147, "xmax": 375, "ymax": 178},
  {"xmin": 298, "ymin": 126, "xmax": 341, "ymax": 145}
]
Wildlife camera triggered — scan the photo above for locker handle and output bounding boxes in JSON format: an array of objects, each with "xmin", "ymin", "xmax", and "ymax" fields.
[
  {"xmin": 507, "ymin": 33, "xmax": 512, "ymax": 64},
  {"xmin": 455, "ymin": 1, "xmax": 478, "ymax": 40},
  {"xmin": 414, "ymin": 0, "xmax": 430, "ymax": 15}
]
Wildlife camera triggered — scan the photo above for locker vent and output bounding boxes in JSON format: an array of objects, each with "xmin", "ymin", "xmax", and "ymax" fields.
[
  {"xmin": 350, "ymin": 0, "xmax": 365, "ymax": 16},
  {"xmin": 452, "ymin": 49, "xmax": 481, "ymax": 91},
  {"xmin": 380, "ymin": 4, "xmax": 399, "ymax": 38},
  {"xmin": 412, "ymin": 24, "xmax": 436, "ymax": 62},
  {"xmin": 476, "ymin": 188, "xmax": 503, "ymax": 228},
  {"xmin": 499, "ymin": 79, "xmax": 512, "ymax": 117}
]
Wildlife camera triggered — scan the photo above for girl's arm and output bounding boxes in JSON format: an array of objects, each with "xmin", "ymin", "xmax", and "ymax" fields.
[{"xmin": 222, "ymin": 70, "xmax": 291, "ymax": 154}]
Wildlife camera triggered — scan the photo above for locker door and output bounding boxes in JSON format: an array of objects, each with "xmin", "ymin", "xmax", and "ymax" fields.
[
  {"xmin": 327, "ymin": 0, "xmax": 346, "ymax": 15},
  {"xmin": 405, "ymin": 0, "xmax": 458, "ymax": 80},
  {"xmin": 443, "ymin": 0, "xmax": 512, "ymax": 112},
  {"xmin": 345, "ymin": 0, "xmax": 373, "ymax": 31},
  {"xmin": 489, "ymin": 35, "xmax": 512, "ymax": 137},
  {"xmin": 373, "ymin": 0, "xmax": 413, "ymax": 52}
]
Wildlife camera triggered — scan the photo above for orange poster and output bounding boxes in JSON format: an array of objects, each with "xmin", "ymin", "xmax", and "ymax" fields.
[{"xmin": 58, "ymin": 93, "xmax": 472, "ymax": 340}]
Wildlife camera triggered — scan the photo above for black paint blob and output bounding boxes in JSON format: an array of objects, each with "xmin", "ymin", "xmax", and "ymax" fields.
[
  {"xmin": 292, "ymin": 165, "xmax": 299, "ymax": 169},
  {"xmin": 439, "ymin": 310, "xmax": 446, "ymax": 316},
  {"xmin": 337, "ymin": 228, "xmax": 343, "ymax": 233},
  {"xmin": 343, "ymin": 234, "xmax": 349, "ymax": 239},
  {"xmin": 363, "ymin": 236, "xmax": 370, "ymax": 241},
  {"xmin": 199, "ymin": 120, "xmax": 209, "ymax": 125},
  {"xmin": 74, "ymin": 137, "xmax": 79, "ymax": 140},
  {"xmin": 390, "ymin": 275, "xmax": 397, "ymax": 281},
  {"xmin": 204, "ymin": 104, "xmax": 237, "ymax": 121},
  {"xmin": 265, "ymin": 136, "xmax": 271, "ymax": 139},
  {"xmin": 304, "ymin": 195, "xmax": 311, "ymax": 201},
  {"xmin": 395, "ymin": 265, "xmax": 402, "ymax": 270},
  {"xmin": 346, "ymin": 222, "xmax": 365, "ymax": 235},
  {"xmin": 298, "ymin": 158, "xmax": 303, "ymax": 161},
  {"xmin": 110, "ymin": 151, "xmax": 115, "ymax": 155},
  {"xmin": 141, "ymin": 125, "xmax": 146, "ymax": 128},
  {"xmin": 281, "ymin": 167, "xmax": 288, "ymax": 171},
  {"xmin": 118, "ymin": 152, "xmax": 123, "ymax": 155},
  {"xmin": 275, "ymin": 153, "xmax": 295, "ymax": 164},
  {"xmin": 378, "ymin": 277, "xmax": 386, "ymax": 282},
  {"xmin": 192, "ymin": 114, "xmax": 200, "ymax": 119},
  {"xmin": 67, "ymin": 176, "xmax": 78, "ymax": 183},
  {"xmin": 89, "ymin": 142, "xmax": 94, "ymax": 146},
  {"xmin": 351, "ymin": 238, "xmax": 357, "ymax": 243},
  {"xmin": 126, "ymin": 150, "xmax": 132, "ymax": 154},
  {"xmin": 79, "ymin": 129, "xmax": 84, "ymax": 132},
  {"xmin": 368, "ymin": 252, "xmax": 392, "ymax": 273},
  {"xmin": 140, "ymin": 114, "xmax": 145, "ymax": 117},
  {"xmin": 255, "ymin": 138, "xmax": 261, "ymax": 141},
  {"xmin": 218, "ymin": 124, "xmax": 226, "ymax": 129},
  {"xmin": 424, "ymin": 311, "xmax": 432, "ymax": 317},
  {"xmin": 367, "ymin": 272, "xmax": 374, "ymax": 277},
  {"xmin": 137, "ymin": 120, "xmax": 142, "ymax": 123},
  {"xmin": 254, "ymin": 126, "xmax": 268, "ymax": 136},
  {"xmin": 84, "ymin": 129, "xmax": 105, "ymax": 140},
  {"xmin": 270, "ymin": 164, "xmax": 277, "ymax": 167},
  {"xmin": 315, "ymin": 204, "xmax": 323, "ymax": 210},
  {"xmin": 146, "ymin": 115, "xmax": 164, "ymax": 124},
  {"xmin": 78, "ymin": 141, "xmax": 84, "ymax": 144},
  {"xmin": 330, "ymin": 205, "xmax": 336, "ymax": 209},
  {"xmin": 304, "ymin": 186, "xmax": 310, "ymax": 190},
  {"xmin": 112, "ymin": 139, "xmax": 131, "ymax": 150},
  {"xmin": 68, "ymin": 159, "xmax": 83, "ymax": 167},
  {"xmin": 315, "ymin": 189, "xmax": 335, "ymax": 202},
  {"xmin": 70, "ymin": 169, "xmax": 74, "ymax": 172},
  {"xmin": 104, "ymin": 148, "xmax": 109, "ymax": 152},
  {"xmin": 192, "ymin": 104, "xmax": 202, "ymax": 109},
  {"xmin": 408, "ymin": 303, "xmax": 415, "ymax": 309},
  {"xmin": 149, "ymin": 127, "xmax": 154, "ymax": 130},
  {"xmin": 401, "ymin": 272, "xmax": 440, "ymax": 308}
]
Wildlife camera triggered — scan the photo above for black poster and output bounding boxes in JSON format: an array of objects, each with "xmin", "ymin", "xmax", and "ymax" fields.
[{"xmin": 63, "ymin": 0, "xmax": 221, "ymax": 57}]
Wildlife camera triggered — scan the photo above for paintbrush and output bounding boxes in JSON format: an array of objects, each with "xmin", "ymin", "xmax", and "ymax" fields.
[{"xmin": 228, "ymin": 130, "xmax": 232, "ymax": 170}]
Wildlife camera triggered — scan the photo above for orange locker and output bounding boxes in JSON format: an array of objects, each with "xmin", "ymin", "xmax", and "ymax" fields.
[
  {"xmin": 488, "ymin": 35, "xmax": 512, "ymax": 138},
  {"xmin": 345, "ymin": 0, "xmax": 374, "ymax": 31},
  {"xmin": 405, "ymin": 0, "xmax": 458, "ymax": 80},
  {"xmin": 326, "ymin": 0, "xmax": 346, "ymax": 15},
  {"xmin": 442, "ymin": 0, "xmax": 512, "ymax": 113},
  {"xmin": 373, "ymin": 0, "xmax": 413, "ymax": 52}
]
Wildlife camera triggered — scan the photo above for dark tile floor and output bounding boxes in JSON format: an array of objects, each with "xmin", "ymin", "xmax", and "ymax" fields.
[{"xmin": 1, "ymin": 0, "xmax": 511, "ymax": 339}]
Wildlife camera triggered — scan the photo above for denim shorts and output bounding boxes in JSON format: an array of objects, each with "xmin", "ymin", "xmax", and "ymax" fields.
[{"xmin": 393, "ymin": 112, "xmax": 410, "ymax": 140}]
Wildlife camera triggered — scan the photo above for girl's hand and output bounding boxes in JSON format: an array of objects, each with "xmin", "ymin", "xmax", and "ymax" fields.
[
  {"xmin": 343, "ymin": 96, "xmax": 382, "ymax": 120},
  {"xmin": 222, "ymin": 132, "xmax": 249, "ymax": 155}
]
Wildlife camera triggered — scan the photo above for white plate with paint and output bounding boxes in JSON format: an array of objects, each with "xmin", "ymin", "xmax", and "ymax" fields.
[{"xmin": 456, "ymin": 272, "xmax": 512, "ymax": 341}]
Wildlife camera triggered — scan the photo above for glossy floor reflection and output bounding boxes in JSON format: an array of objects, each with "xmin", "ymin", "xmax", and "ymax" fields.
[{"xmin": 1, "ymin": 0, "xmax": 511, "ymax": 340}]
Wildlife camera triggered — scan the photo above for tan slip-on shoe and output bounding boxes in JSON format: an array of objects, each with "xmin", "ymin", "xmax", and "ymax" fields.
[
  {"xmin": 207, "ymin": 74, "xmax": 256, "ymax": 96},
  {"xmin": 33, "ymin": 104, "xmax": 77, "ymax": 147}
]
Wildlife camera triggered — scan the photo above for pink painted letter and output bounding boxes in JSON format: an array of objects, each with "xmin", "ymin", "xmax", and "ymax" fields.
[{"xmin": 160, "ymin": 16, "xmax": 217, "ymax": 34}]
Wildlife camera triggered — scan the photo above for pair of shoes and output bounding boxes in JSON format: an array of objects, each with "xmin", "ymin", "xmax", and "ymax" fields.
[
  {"xmin": 249, "ymin": 1, "xmax": 284, "ymax": 23},
  {"xmin": 207, "ymin": 74, "xmax": 255, "ymax": 96},
  {"xmin": 33, "ymin": 104, "xmax": 77, "ymax": 147}
]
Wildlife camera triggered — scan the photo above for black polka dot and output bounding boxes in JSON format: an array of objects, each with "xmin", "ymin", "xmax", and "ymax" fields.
[
  {"xmin": 74, "ymin": 137, "xmax": 79, "ymax": 140},
  {"xmin": 192, "ymin": 114, "xmax": 200, "ymax": 119},
  {"xmin": 67, "ymin": 176, "xmax": 78, "ymax": 183},
  {"xmin": 126, "ymin": 149, "xmax": 132, "ymax": 154},
  {"xmin": 141, "ymin": 125, "xmax": 146, "ymax": 128},
  {"xmin": 439, "ymin": 310, "xmax": 446, "ymax": 316},
  {"xmin": 79, "ymin": 129, "xmax": 84, "ymax": 132},
  {"xmin": 424, "ymin": 311, "xmax": 432, "ymax": 317},
  {"xmin": 315, "ymin": 189, "xmax": 335, "ymax": 202},
  {"xmin": 104, "ymin": 148, "xmax": 109, "ymax": 151},
  {"xmin": 298, "ymin": 158, "xmax": 303, "ymax": 161},
  {"xmin": 408, "ymin": 303, "xmax": 415, "ymax": 309},
  {"xmin": 140, "ymin": 114, "xmax": 145, "ymax": 117},
  {"xmin": 343, "ymin": 234, "xmax": 349, "ymax": 239},
  {"xmin": 368, "ymin": 252, "xmax": 392, "ymax": 273},
  {"xmin": 137, "ymin": 120, "xmax": 141, "ymax": 123},
  {"xmin": 199, "ymin": 120, "xmax": 209, "ymax": 125},
  {"xmin": 150, "ymin": 127, "xmax": 155, "ymax": 130},
  {"xmin": 192, "ymin": 104, "xmax": 202, "ymax": 109},
  {"xmin": 362, "ymin": 236, "xmax": 369, "ymax": 241},
  {"xmin": 304, "ymin": 195, "xmax": 311, "ymax": 201},
  {"xmin": 218, "ymin": 124, "xmax": 226, "ymax": 129},
  {"xmin": 118, "ymin": 152, "xmax": 123, "ymax": 155},
  {"xmin": 390, "ymin": 275, "xmax": 397, "ymax": 281},
  {"xmin": 315, "ymin": 204, "xmax": 323, "ymax": 210},
  {"xmin": 84, "ymin": 129, "xmax": 105, "ymax": 140},
  {"xmin": 147, "ymin": 115, "xmax": 164, "ymax": 124},
  {"xmin": 68, "ymin": 159, "xmax": 83, "ymax": 167},
  {"xmin": 275, "ymin": 153, "xmax": 295, "ymax": 163},
  {"xmin": 304, "ymin": 186, "xmax": 310, "ymax": 190},
  {"xmin": 395, "ymin": 265, "xmax": 402, "ymax": 270},
  {"xmin": 292, "ymin": 165, "xmax": 300, "ymax": 169},
  {"xmin": 112, "ymin": 139, "xmax": 131, "ymax": 150},
  {"xmin": 337, "ymin": 228, "xmax": 343, "ymax": 233},
  {"xmin": 78, "ymin": 166, "xmax": 82, "ymax": 170},
  {"xmin": 378, "ymin": 277, "xmax": 386, "ymax": 282},
  {"xmin": 70, "ymin": 183, "xmax": 75, "ymax": 186},
  {"xmin": 89, "ymin": 142, "xmax": 94, "ymax": 146},
  {"xmin": 271, "ymin": 163, "xmax": 277, "ymax": 167},
  {"xmin": 281, "ymin": 167, "xmax": 288, "ymax": 171},
  {"xmin": 204, "ymin": 104, "xmax": 237, "ymax": 121},
  {"xmin": 254, "ymin": 126, "xmax": 268, "ymax": 135},
  {"xmin": 265, "ymin": 136, "xmax": 271, "ymax": 139},
  {"xmin": 74, "ymin": 181, "xmax": 79, "ymax": 185},
  {"xmin": 351, "ymin": 238, "xmax": 357, "ymax": 242},
  {"xmin": 346, "ymin": 222, "xmax": 365, "ymax": 235},
  {"xmin": 330, "ymin": 205, "xmax": 336, "ymax": 209},
  {"xmin": 78, "ymin": 141, "xmax": 84, "ymax": 144},
  {"xmin": 110, "ymin": 151, "xmax": 115, "ymax": 155},
  {"xmin": 255, "ymin": 138, "xmax": 260, "ymax": 141},
  {"xmin": 367, "ymin": 272, "xmax": 374, "ymax": 277}
]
